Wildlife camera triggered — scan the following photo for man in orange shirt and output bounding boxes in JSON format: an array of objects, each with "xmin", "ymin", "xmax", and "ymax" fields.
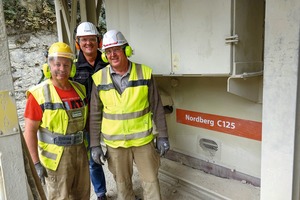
[{"xmin": 24, "ymin": 42, "xmax": 90, "ymax": 200}]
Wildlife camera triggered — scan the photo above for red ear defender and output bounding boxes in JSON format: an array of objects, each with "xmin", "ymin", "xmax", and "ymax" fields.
[
  {"xmin": 99, "ymin": 38, "xmax": 103, "ymax": 49},
  {"xmin": 75, "ymin": 40, "xmax": 80, "ymax": 50}
]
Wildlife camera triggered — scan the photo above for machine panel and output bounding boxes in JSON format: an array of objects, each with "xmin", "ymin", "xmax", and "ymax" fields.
[
  {"xmin": 170, "ymin": 0, "xmax": 232, "ymax": 74},
  {"xmin": 105, "ymin": 0, "xmax": 171, "ymax": 75}
]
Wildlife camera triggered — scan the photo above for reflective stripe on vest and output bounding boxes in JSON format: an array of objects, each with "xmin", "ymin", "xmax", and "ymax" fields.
[
  {"xmin": 40, "ymin": 83, "xmax": 64, "ymax": 111},
  {"xmin": 38, "ymin": 127, "xmax": 84, "ymax": 146},
  {"xmin": 103, "ymin": 107, "xmax": 150, "ymax": 120},
  {"xmin": 92, "ymin": 62, "xmax": 154, "ymax": 148},
  {"xmin": 40, "ymin": 81, "xmax": 88, "ymax": 112},
  {"xmin": 39, "ymin": 146, "xmax": 57, "ymax": 160},
  {"xmin": 102, "ymin": 127, "xmax": 153, "ymax": 141}
]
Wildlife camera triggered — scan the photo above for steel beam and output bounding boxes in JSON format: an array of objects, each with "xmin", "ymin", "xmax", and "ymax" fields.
[
  {"xmin": 54, "ymin": 0, "xmax": 102, "ymax": 52},
  {"xmin": 0, "ymin": 0, "xmax": 31, "ymax": 199}
]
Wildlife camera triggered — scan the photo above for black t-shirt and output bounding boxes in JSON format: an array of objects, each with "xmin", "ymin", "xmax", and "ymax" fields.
[{"xmin": 73, "ymin": 50, "xmax": 107, "ymax": 101}]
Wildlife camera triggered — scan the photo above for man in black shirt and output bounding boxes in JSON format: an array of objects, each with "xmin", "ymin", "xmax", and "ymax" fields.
[{"xmin": 73, "ymin": 22, "xmax": 108, "ymax": 200}]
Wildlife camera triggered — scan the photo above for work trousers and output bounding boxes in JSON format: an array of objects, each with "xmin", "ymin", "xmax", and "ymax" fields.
[
  {"xmin": 45, "ymin": 143, "xmax": 90, "ymax": 200},
  {"xmin": 107, "ymin": 141, "xmax": 161, "ymax": 200}
]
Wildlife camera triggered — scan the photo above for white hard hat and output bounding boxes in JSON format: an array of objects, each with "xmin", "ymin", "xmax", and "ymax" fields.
[
  {"xmin": 102, "ymin": 30, "xmax": 128, "ymax": 50},
  {"xmin": 76, "ymin": 22, "xmax": 99, "ymax": 37}
]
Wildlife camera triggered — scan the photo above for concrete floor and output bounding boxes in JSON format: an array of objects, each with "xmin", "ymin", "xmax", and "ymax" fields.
[
  {"xmin": 89, "ymin": 158, "xmax": 201, "ymax": 200},
  {"xmin": 90, "ymin": 157, "xmax": 260, "ymax": 200}
]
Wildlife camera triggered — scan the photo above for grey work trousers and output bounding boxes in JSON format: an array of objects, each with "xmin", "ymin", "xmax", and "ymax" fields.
[{"xmin": 107, "ymin": 141, "xmax": 161, "ymax": 200}]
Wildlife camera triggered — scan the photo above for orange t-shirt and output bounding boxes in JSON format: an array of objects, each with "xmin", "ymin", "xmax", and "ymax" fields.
[{"xmin": 24, "ymin": 85, "xmax": 82, "ymax": 121}]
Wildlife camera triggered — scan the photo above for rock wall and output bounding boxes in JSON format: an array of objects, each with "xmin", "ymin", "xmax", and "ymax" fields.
[{"xmin": 8, "ymin": 31, "xmax": 58, "ymax": 130}]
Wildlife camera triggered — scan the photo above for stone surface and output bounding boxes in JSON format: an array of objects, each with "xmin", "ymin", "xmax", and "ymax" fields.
[{"xmin": 8, "ymin": 31, "xmax": 58, "ymax": 130}]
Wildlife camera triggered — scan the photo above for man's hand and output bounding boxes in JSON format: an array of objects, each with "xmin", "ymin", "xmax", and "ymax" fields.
[
  {"xmin": 34, "ymin": 161, "xmax": 46, "ymax": 185},
  {"xmin": 156, "ymin": 137, "xmax": 170, "ymax": 157},
  {"xmin": 91, "ymin": 146, "xmax": 106, "ymax": 165}
]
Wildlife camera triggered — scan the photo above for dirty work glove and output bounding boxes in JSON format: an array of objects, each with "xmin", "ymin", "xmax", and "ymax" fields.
[
  {"xmin": 34, "ymin": 161, "xmax": 46, "ymax": 185},
  {"xmin": 156, "ymin": 137, "xmax": 170, "ymax": 157},
  {"xmin": 91, "ymin": 146, "xmax": 106, "ymax": 165}
]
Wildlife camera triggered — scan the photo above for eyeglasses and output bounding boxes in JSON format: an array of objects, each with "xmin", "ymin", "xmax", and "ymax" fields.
[
  {"xmin": 79, "ymin": 37, "xmax": 98, "ymax": 43},
  {"xmin": 105, "ymin": 47, "xmax": 123, "ymax": 56}
]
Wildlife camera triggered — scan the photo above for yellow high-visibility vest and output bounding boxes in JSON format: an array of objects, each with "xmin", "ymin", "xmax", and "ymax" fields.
[
  {"xmin": 92, "ymin": 62, "xmax": 154, "ymax": 148},
  {"xmin": 26, "ymin": 79, "xmax": 88, "ymax": 170}
]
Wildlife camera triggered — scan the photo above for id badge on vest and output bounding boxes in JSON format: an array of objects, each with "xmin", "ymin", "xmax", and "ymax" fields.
[{"xmin": 71, "ymin": 110, "xmax": 83, "ymax": 118}]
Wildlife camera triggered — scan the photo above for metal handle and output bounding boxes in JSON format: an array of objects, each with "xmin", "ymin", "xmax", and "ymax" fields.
[{"xmin": 225, "ymin": 34, "xmax": 239, "ymax": 44}]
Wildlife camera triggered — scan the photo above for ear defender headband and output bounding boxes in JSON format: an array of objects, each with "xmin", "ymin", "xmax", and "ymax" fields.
[
  {"xmin": 101, "ymin": 45, "xmax": 132, "ymax": 63},
  {"xmin": 75, "ymin": 37, "xmax": 102, "ymax": 50},
  {"xmin": 42, "ymin": 63, "xmax": 76, "ymax": 79}
]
